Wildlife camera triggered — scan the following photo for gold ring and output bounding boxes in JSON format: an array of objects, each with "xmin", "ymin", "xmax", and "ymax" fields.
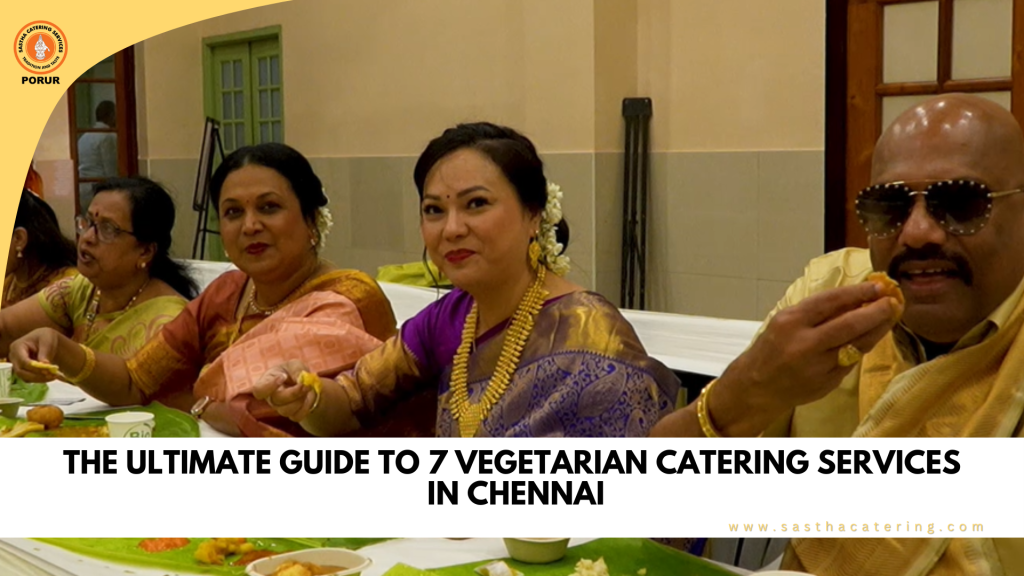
[
  {"xmin": 265, "ymin": 396, "xmax": 279, "ymax": 408},
  {"xmin": 838, "ymin": 344, "xmax": 863, "ymax": 367}
]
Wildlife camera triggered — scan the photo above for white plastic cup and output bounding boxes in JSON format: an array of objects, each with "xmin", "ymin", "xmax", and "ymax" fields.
[
  {"xmin": 105, "ymin": 412, "xmax": 155, "ymax": 438},
  {"xmin": 0, "ymin": 362, "xmax": 12, "ymax": 398}
]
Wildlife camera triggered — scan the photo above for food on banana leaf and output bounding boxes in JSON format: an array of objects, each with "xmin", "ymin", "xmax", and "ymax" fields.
[
  {"xmin": 139, "ymin": 538, "xmax": 191, "ymax": 553},
  {"xmin": 0, "ymin": 421, "xmax": 45, "ymax": 438},
  {"xmin": 27, "ymin": 405, "xmax": 64, "ymax": 429},
  {"xmin": 195, "ymin": 538, "xmax": 256, "ymax": 565}
]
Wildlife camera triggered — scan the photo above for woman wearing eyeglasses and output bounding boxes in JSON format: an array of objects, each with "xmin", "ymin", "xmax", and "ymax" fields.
[
  {"xmin": 10, "ymin": 143, "xmax": 400, "ymax": 437},
  {"xmin": 0, "ymin": 178, "xmax": 194, "ymax": 363},
  {"xmin": 3, "ymin": 190, "xmax": 78, "ymax": 309}
]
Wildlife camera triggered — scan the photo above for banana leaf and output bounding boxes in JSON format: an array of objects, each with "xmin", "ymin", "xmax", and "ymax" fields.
[
  {"xmin": 383, "ymin": 539, "xmax": 736, "ymax": 576},
  {"xmin": 0, "ymin": 402, "xmax": 199, "ymax": 437},
  {"xmin": 9, "ymin": 381, "xmax": 48, "ymax": 404},
  {"xmin": 34, "ymin": 538, "xmax": 391, "ymax": 575}
]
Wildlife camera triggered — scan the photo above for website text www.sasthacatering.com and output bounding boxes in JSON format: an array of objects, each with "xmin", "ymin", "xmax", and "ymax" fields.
[{"xmin": 727, "ymin": 521, "xmax": 983, "ymax": 535}]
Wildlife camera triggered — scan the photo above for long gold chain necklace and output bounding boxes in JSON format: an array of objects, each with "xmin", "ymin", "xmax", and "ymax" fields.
[
  {"xmin": 449, "ymin": 266, "xmax": 548, "ymax": 437},
  {"xmin": 84, "ymin": 278, "xmax": 150, "ymax": 338}
]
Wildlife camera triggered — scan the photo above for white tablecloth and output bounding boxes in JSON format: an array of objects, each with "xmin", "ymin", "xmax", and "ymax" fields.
[{"xmin": 0, "ymin": 538, "xmax": 750, "ymax": 576}]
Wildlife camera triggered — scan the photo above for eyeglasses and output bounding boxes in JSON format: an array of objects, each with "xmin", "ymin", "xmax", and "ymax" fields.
[
  {"xmin": 75, "ymin": 214, "xmax": 136, "ymax": 243},
  {"xmin": 855, "ymin": 179, "xmax": 1024, "ymax": 238}
]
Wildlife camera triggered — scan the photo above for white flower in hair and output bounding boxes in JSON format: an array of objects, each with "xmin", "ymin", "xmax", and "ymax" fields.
[
  {"xmin": 314, "ymin": 205, "xmax": 334, "ymax": 251},
  {"xmin": 539, "ymin": 181, "xmax": 571, "ymax": 276},
  {"xmin": 317, "ymin": 206, "xmax": 333, "ymax": 237}
]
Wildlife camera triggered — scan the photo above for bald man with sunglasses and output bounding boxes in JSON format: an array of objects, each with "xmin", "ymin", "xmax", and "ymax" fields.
[{"xmin": 653, "ymin": 94, "xmax": 1024, "ymax": 574}]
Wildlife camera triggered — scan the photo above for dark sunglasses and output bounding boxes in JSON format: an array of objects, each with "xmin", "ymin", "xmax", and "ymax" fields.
[{"xmin": 855, "ymin": 179, "xmax": 1023, "ymax": 238}]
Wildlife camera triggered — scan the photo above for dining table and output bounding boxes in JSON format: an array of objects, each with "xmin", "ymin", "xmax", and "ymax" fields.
[
  {"xmin": 9, "ymin": 379, "xmax": 226, "ymax": 438},
  {"xmin": 0, "ymin": 538, "xmax": 753, "ymax": 576}
]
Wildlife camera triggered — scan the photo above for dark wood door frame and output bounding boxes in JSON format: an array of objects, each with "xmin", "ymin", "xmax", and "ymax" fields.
[{"xmin": 825, "ymin": 0, "xmax": 1024, "ymax": 251}]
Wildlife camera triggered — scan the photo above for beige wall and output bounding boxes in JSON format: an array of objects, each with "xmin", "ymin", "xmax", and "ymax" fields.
[
  {"xmin": 32, "ymin": 94, "xmax": 77, "ymax": 238},
  {"xmin": 638, "ymin": 0, "xmax": 824, "ymax": 152},
  {"xmin": 141, "ymin": 0, "xmax": 598, "ymax": 161},
  {"xmin": 34, "ymin": 0, "xmax": 828, "ymax": 320}
]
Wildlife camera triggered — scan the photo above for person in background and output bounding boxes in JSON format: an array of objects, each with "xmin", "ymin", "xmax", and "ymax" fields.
[
  {"xmin": 254, "ymin": 122, "xmax": 680, "ymax": 438},
  {"xmin": 1, "ymin": 178, "xmax": 193, "ymax": 366},
  {"xmin": 4, "ymin": 190, "xmax": 77, "ymax": 308},
  {"xmin": 652, "ymin": 94, "xmax": 1024, "ymax": 574},
  {"xmin": 77, "ymin": 100, "xmax": 119, "ymax": 213},
  {"xmin": 10, "ymin": 143, "xmax": 398, "ymax": 438}
]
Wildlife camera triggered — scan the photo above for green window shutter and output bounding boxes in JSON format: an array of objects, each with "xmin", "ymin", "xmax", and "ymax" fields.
[
  {"xmin": 210, "ymin": 42, "xmax": 252, "ymax": 153},
  {"xmin": 200, "ymin": 28, "xmax": 282, "ymax": 261},
  {"xmin": 250, "ymin": 38, "xmax": 284, "ymax": 144}
]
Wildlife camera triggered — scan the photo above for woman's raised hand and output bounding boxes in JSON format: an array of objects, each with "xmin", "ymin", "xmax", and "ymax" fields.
[
  {"xmin": 9, "ymin": 327, "xmax": 67, "ymax": 382},
  {"xmin": 252, "ymin": 360, "xmax": 322, "ymax": 422}
]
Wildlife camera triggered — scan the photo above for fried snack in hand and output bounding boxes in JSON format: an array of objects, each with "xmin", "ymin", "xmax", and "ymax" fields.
[
  {"xmin": 867, "ymin": 271, "xmax": 905, "ymax": 315},
  {"xmin": 298, "ymin": 371, "xmax": 323, "ymax": 395},
  {"xmin": 0, "ymin": 422, "xmax": 45, "ymax": 438},
  {"xmin": 27, "ymin": 405, "xmax": 64, "ymax": 429},
  {"xmin": 28, "ymin": 360, "xmax": 61, "ymax": 374}
]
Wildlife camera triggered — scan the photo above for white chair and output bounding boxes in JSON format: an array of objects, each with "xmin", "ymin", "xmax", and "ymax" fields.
[{"xmin": 178, "ymin": 259, "xmax": 237, "ymax": 294}]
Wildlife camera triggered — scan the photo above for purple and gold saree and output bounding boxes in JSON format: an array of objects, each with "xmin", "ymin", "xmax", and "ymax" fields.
[{"xmin": 338, "ymin": 289, "xmax": 680, "ymax": 437}]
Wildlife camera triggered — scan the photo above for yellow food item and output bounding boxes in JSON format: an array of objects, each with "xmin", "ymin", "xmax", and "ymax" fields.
[
  {"xmin": 45, "ymin": 426, "xmax": 108, "ymax": 437},
  {"xmin": 867, "ymin": 272, "xmax": 904, "ymax": 322},
  {"xmin": 195, "ymin": 541, "xmax": 225, "ymax": 565},
  {"xmin": 867, "ymin": 272, "xmax": 904, "ymax": 304},
  {"xmin": 298, "ymin": 371, "xmax": 323, "ymax": 395},
  {"xmin": 0, "ymin": 422, "xmax": 45, "ymax": 438},
  {"xmin": 194, "ymin": 538, "xmax": 256, "ymax": 565},
  {"xmin": 28, "ymin": 360, "xmax": 61, "ymax": 374},
  {"xmin": 272, "ymin": 561, "xmax": 346, "ymax": 576},
  {"xmin": 27, "ymin": 405, "xmax": 64, "ymax": 429},
  {"xmin": 569, "ymin": 558, "xmax": 609, "ymax": 576},
  {"xmin": 274, "ymin": 562, "xmax": 313, "ymax": 576}
]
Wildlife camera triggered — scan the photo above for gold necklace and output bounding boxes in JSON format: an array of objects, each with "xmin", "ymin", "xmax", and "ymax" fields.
[
  {"xmin": 12, "ymin": 264, "xmax": 49, "ymax": 289},
  {"xmin": 84, "ymin": 278, "xmax": 150, "ymax": 338},
  {"xmin": 246, "ymin": 261, "xmax": 323, "ymax": 317},
  {"xmin": 449, "ymin": 266, "xmax": 548, "ymax": 437},
  {"xmin": 230, "ymin": 262, "xmax": 323, "ymax": 345}
]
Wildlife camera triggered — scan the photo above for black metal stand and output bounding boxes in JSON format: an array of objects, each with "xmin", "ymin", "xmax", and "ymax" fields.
[
  {"xmin": 191, "ymin": 118, "xmax": 225, "ymax": 260},
  {"xmin": 620, "ymin": 97, "xmax": 653, "ymax": 310}
]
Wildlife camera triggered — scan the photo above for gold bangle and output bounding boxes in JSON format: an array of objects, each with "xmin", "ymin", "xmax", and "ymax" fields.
[
  {"xmin": 66, "ymin": 344, "xmax": 96, "ymax": 384},
  {"xmin": 309, "ymin": 385, "xmax": 322, "ymax": 414},
  {"xmin": 696, "ymin": 378, "xmax": 724, "ymax": 438}
]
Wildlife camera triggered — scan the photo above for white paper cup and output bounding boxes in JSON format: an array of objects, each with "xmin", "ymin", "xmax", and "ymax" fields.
[
  {"xmin": 0, "ymin": 362, "xmax": 12, "ymax": 398},
  {"xmin": 105, "ymin": 412, "xmax": 155, "ymax": 438}
]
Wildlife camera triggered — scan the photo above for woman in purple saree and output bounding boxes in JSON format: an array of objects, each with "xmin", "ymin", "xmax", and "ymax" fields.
[{"xmin": 254, "ymin": 122, "xmax": 680, "ymax": 437}]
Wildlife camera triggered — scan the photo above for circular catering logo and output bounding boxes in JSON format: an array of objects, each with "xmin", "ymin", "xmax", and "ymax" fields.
[{"xmin": 14, "ymin": 21, "xmax": 66, "ymax": 74}]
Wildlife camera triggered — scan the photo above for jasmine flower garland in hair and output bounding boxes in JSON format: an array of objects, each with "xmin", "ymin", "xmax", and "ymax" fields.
[
  {"xmin": 316, "ymin": 206, "xmax": 334, "ymax": 242},
  {"xmin": 314, "ymin": 188, "xmax": 334, "ymax": 249},
  {"xmin": 540, "ymin": 182, "xmax": 571, "ymax": 276}
]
